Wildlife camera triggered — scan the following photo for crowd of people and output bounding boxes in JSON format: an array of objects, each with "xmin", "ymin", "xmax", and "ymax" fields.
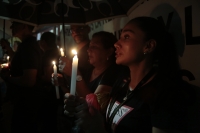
[{"xmin": 0, "ymin": 16, "xmax": 198, "ymax": 133}]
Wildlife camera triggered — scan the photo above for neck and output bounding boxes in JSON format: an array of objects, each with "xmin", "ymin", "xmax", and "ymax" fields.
[
  {"xmin": 92, "ymin": 62, "xmax": 111, "ymax": 76},
  {"xmin": 129, "ymin": 61, "xmax": 154, "ymax": 89}
]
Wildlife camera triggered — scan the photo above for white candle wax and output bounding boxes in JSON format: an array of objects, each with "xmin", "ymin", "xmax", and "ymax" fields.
[
  {"xmin": 70, "ymin": 50, "xmax": 78, "ymax": 95},
  {"xmin": 60, "ymin": 48, "xmax": 64, "ymax": 57},
  {"xmin": 52, "ymin": 61, "xmax": 60, "ymax": 99}
]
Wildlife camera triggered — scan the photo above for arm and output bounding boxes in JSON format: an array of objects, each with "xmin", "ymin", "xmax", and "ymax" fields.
[{"xmin": 152, "ymin": 127, "xmax": 185, "ymax": 133}]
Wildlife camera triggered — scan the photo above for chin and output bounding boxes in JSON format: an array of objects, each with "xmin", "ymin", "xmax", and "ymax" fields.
[
  {"xmin": 116, "ymin": 59, "xmax": 123, "ymax": 65},
  {"xmin": 116, "ymin": 59, "xmax": 127, "ymax": 66}
]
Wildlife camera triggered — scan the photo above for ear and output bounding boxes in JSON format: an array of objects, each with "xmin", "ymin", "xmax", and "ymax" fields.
[{"xmin": 144, "ymin": 39, "xmax": 157, "ymax": 54}]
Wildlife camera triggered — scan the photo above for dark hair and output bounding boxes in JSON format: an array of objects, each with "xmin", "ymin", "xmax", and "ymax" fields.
[
  {"xmin": 92, "ymin": 31, "xmax": 117, "ymax": 62},
  {"xmin": 40, "ymin": 32, "xmax": 56, "ymax": 48},
  {"xmin": 129, "ymin": 17, "xmax": 180, "ymax": 78}
]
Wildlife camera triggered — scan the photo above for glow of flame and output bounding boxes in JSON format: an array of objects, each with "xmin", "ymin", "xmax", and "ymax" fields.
[
  {"xmin": 72, "ymin": 49, "xmax": 77, "ymax": 55},
  {"xmin": 52, "ymin": 61, "xmax": 55, "ymax": 65}
]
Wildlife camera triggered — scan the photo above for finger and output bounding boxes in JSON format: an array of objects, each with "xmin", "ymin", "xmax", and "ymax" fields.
[
  {"xmin": 64, "ymin": 110, "xmax": 75, "ymax": 117},
  {"xmin": 64, "ymin": 93, "xmax": 76, "ymax": 99}
]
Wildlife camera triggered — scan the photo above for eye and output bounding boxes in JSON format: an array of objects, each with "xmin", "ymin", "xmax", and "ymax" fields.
[{"xmin": 124, "ymin": 34, "xmax": 129, "ymax": 39}]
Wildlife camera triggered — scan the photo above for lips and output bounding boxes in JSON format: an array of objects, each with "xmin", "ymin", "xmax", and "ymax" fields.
[{"xmin": 115, "ymin": 51, "xmax": 122, "ymax": 58}]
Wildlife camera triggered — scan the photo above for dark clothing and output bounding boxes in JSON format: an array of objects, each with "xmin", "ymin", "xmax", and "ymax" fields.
[
  {"xmin": 106, "ymin": 75, "xmax": 195, "ymax": 133},
  {"xmin": 42, "ymin": 48, "xmax": 60, "ymax": 68},
  {"xmin": 10, "ymin": 36, "xmax": 42, "ymax": 77},
  {"xmin": 39, "ymin": 48, "xmax": 60, "ymax": 132},
  {"xmin": 85, "ymin": 64, "xmax": 129, "ymax": 93},
  {"xmin": 64, "ymin": 43, "xmax": 92, "ymax": 89},
  {"xmin": 9, "ymin": 36, "xmax": 43, "ymax": 133}
]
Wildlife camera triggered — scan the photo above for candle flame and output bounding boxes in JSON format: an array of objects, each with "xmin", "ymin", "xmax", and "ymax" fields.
[
  {"xmin": 60, "ymin": 48, "xmax": 63, "ymax": 52},
  {"xmin": 52, "ymin": 61, "xmax": 55, "ymax": 65},
  {"xmin": 7, "ymin": 56, "xmax": 10, "ymax": 60},
  {"xmin": 72, "ymin": 49, "xmax": 77, "ymax": 55}
]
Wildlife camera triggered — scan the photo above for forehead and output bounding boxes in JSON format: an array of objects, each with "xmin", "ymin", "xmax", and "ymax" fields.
[{"xmin": 122, "ymin": 22, "xmax": 144, "ymax": 34}]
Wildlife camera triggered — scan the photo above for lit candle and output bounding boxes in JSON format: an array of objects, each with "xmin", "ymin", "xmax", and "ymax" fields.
[
  {"xmin": 52, "ymin": 61, "xmax": 60, "ymax": 99},
  {"xmin": 7, "ymin": 56, "xmax": 10, "ymax": 63},
  {"xmin": 60, "ymin": 48, "xmax": 64, "ymax": 57},
  {"xmin": 70, "ymin": 50, "xmax": 78, "ymax": 95}
]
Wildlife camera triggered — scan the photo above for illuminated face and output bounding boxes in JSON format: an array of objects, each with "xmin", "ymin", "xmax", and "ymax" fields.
[
  {"xmin": 70, "ymin": 25, "xmax": 90, "ymax": 44},
  {"xmin": 114, "ymin": 22, "xmax": 147, "ymax": 66},
  {"xmin": 87, "ymin": 36, "xmax": 110, "ymax": 66}
]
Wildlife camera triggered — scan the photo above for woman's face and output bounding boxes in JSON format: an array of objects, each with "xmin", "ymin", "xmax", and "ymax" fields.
[
  {"xmin": 87, "ymin": 36, "xmax": 111, "ymax": 66},
  {"xmin": 114, "ymin": 22, "xmax": 147, "ymax": 66}
]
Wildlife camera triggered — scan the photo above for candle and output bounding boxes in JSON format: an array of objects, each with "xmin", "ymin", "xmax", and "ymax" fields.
[
  {"xmin": 7, "ymin": 56, "xmax": 10, "ymax": 63},
  {"xmin": 70, "ymin": 50, "xmax": 78, "ymax": 95},
  {"xmin": 52, "ymin": 61, "xmax": 60, "ymax": 99},
  {"xmin": 60, "ymin": 48, "xmax": 64, "ymax": 57}
]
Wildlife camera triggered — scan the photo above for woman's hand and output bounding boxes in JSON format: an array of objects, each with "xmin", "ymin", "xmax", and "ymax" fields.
[
  {"xmin": 58, "ymin": 57, "xmax": 72, "ymax": 76},
  {"xmin": 51, "ymin": 73, "xmax": 65, "ymax": 87}
]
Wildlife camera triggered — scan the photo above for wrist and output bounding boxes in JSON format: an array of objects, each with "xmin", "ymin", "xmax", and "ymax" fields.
[{"xmin": 76, "ymin": 75, "xmax": 83, "ymax": 82}]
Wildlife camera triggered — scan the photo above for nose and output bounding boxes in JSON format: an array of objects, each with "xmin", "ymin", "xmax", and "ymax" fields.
[{"xmin": 114, "ymin": 40, "xmax": 121, "ymax": 49}]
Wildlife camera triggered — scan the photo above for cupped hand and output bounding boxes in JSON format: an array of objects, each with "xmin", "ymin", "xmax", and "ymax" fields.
[{"xmin": 64, "ymin": 93, "xmax": 81, "ymax": 117}]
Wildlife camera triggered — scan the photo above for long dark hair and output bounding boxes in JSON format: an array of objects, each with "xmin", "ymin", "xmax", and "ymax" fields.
[{"xmin": 128, "ymin": 17, "xmax": 180, "ymax": 79}]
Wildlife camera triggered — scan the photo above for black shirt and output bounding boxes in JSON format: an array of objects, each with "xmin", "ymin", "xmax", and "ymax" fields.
[
  {"xmin": 85, "ymin": 64, "xmax": 129, "ymax": 93},
  {"xmin": 106, "ymin": 76, "xmax": 194, "ymax": 133},
  {"xmin": 9, "ymin": 36, "xmax": 43, "ymax": 101}
]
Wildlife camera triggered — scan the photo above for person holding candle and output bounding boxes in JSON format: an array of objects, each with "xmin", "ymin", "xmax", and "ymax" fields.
[
  {"xmin": 69, "ymin": 24, "xmax": 92, "ymax": 77},
  {"xmin": 54, "ymin": 25, "xmax": 92, "ymax": 97},
  {"xmin": 39, "ymin": 31, "xmax": 60, "ymax": 132},
  {"xmin": 0, "ymin": 21, "xmax": 43, "ymax": 133},
  {"xmin": 39, "ymin": 32, "xmax": 60, "ymax": 84},
  {"xmin": 63, "ymin": 17, "xmax": 196, "ymax": 133},
  {"xmin": 55, "ymin": 31, "xmax": 128, "ymax": 112}
]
